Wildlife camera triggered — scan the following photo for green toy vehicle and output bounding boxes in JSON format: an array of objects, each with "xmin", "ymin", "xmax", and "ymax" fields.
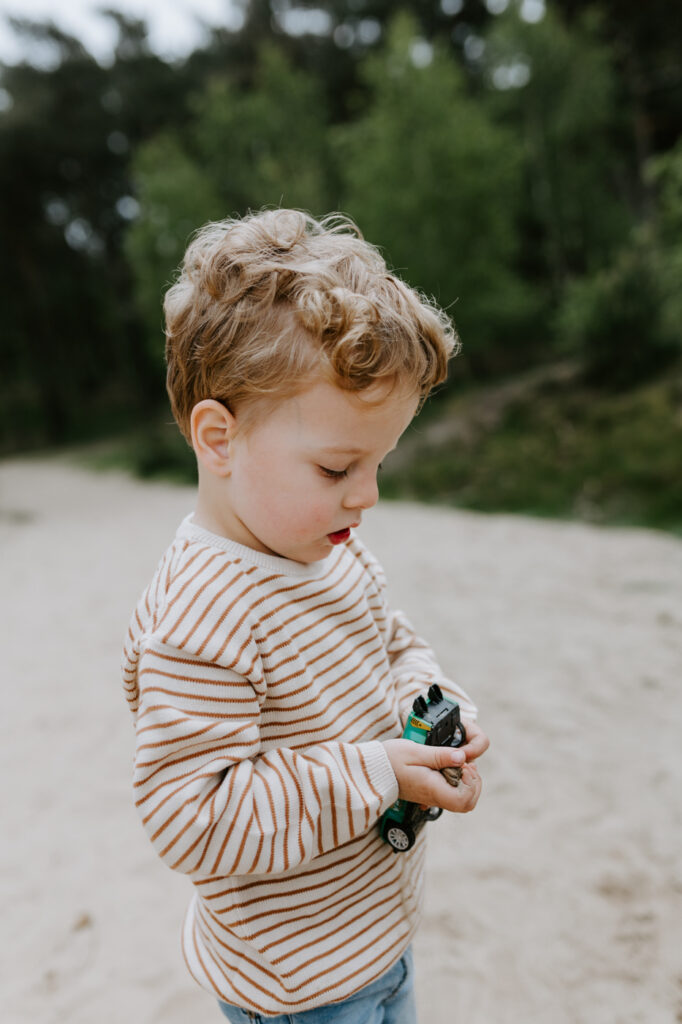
[{"xmin": 380, "ymin": 683, "xmax": 467, "ymax": 852}]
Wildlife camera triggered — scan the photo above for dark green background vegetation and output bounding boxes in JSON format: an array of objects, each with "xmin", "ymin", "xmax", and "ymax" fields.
[{"xmin": 1, "ymin": 0, "xmax": 680, "ymax": 530}]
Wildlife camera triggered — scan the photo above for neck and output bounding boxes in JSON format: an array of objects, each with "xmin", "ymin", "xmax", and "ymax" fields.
[{"xmin": 193, "ymin": 474, "xmax": 272, "ymax": 555}]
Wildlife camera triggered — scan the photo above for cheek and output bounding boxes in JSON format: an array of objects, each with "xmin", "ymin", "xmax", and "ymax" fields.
[
  {"xmin": 276, "ymin": 491, "xmax": 335, "ymax": 540},
  {"xmin": 236, "ymin": 453, "xmax": 337, "ymax": 538},
  {"xmin": 306, "ymin": 501, "xmax": 334, "ymax": 527},
  {"xmin": 287, "ymin": 497, "xmax": 331, "ymax": 532}
]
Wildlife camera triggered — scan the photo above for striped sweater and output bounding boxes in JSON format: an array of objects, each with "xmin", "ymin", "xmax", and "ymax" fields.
[{"xmin": 122, "ymin": 515, "xmax": 476, "ymax": 1015}]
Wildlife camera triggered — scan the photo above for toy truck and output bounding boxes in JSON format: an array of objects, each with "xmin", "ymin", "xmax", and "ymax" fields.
[{"xmin": 380, "ymin": 683, "xmax": 467, "ymax": 852}]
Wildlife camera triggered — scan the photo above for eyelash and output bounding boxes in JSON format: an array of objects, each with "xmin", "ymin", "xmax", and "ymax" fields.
[{"xmin": 318, "ymin": 463, "xmax": 383, "ymax": 480}]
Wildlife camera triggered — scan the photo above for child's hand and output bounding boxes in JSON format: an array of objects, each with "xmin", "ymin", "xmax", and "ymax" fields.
[
  {"xmin": 458, "ymin": 720, "xmax": 490, "ymax": 764},
  {"xmin": 383, "ymin": 738, "xmax": 483, "ymax": 814}
]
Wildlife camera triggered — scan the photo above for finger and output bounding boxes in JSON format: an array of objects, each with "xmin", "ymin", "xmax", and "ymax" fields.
[
  {"xmin": 426, "ymin": 766, "xmax": 481, "ymax": 813},
  {"xmin": 396, "ymin": 739, "xmax": 465, "ymax": 773},
  {"xmin": 450, "ymin": 765, "xmax": 481, "ymax": 804},
  {"xmin": 460, "ymin": 726, "xmax": 490, "ymax": 761},
  {"xmin": 461, "ymin": 764, "xmax": 481, "ymax": 791},
  {"xmin": 449, "ymin": 772, "xmax": 482, "ymax": 813},
  {"xmin": 422, "ymin": 744, "xmax": 467, "ymax": 771},
  {"xmin": 441, "ymin": 763, "xmax": 463, "ymax": 787}
]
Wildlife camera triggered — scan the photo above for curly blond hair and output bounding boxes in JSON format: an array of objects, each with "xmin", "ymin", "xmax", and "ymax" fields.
[{"xmin": 164, "ymin": 208, "xmax": 459, "ymax": 441}]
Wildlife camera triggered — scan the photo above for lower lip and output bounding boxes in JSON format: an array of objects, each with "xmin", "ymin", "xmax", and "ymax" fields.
[{"xmin": 328, "ymin": 528, "xmax": 351, "ymax": 545}]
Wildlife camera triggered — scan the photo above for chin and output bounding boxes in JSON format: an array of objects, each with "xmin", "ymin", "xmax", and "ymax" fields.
[{"xmin": 290, "ymin": 540, "xmax": 333, "ymax": 564}]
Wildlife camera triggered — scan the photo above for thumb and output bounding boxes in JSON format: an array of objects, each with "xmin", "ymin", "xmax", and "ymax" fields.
[{"xmin": 416, "ymin": 744, "xmax": 465, "ymax": 771}]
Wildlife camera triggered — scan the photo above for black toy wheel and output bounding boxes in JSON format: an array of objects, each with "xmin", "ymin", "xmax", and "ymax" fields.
[
  {"xmin": 426, "ymin": 806, "xmax": 443, "ymax": 821},
  {"xmin": 452, "ymin": 723, "xmax": 466, "ymax": 747},
  {"xmin": 385, "ymin": 824, "xmax": 415, "ymax": 852}
]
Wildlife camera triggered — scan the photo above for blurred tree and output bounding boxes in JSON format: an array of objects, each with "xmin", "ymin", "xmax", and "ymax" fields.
[
  {"xmin": 484, "ymin": 4, "xmax": 632, "ymax": 298},
  {"xmin": 555, "ymin": 138, "xmax": 682, "ymax": 388},
  {"xmin": 126, "ymin": 43, "xmax": 332, "ymax": 369},
  {"xmin": 124, "ymin": 133, "xmax": 223, "ymax": 358},
  {"xmin": 192, "ymin": 0, "xmax": 496, "ymax": 126},
  {"xmin": 0, "ymin": 14, "xmax": 196, "ymax": 449},
  {"xmin": 555, "ymin": 228, "xmax": 675, "ymax": 389},
  {"xmin": 335, "ymin": 12, "xmax": 538, "ymax": 376},
  {"xmin": 2, "ymin": 0, "xmax": 680, "ymax": 462},
  {"xmin": 559, "ymin": 0, "xmax": 682, "ymax": 208},
  {"xmin": 191, "ymin": 44, "xmax": 333, "ymax": 213},
  {"xmin": 646, "ymin": 137, "xmax": 682, "ymax": 349}
]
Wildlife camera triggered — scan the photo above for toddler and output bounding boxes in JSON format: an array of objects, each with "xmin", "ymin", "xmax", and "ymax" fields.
[{"xmin": 121, "ymin": 209, "xmax": 488, "ymax": 1023}]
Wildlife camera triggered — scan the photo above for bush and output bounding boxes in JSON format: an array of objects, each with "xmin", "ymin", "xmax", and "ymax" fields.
[{"xmin": 556, "ymin": 232, "xmax": 678, "ymax": 389}]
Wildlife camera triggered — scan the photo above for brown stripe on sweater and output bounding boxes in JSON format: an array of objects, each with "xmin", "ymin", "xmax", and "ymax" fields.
[
  {"xmin": 136, "ymin": 716, "xmax": 233, "ymax": 752},
  {"xmin": 123, "ymin": 533, "xmax": 454, "ymax": 1013},
  {"xmin": 208, "ymin": 557, "xmax": 349, "ymax": 663},
  {"xmin": 136, "ymin": 687, "xmax": 256, "ymax": 712},
  {"xmin": 145, "ymin": 645, "xmax": 254, "ymax": 675},
  {"xmin": 272, "ymin": 898, "xmax": 404, "ymax": 971},
  {"xmin": 256, "ymin": 874, "xmax": 400, "ymax": 950},
  {"xmin": 157, "ymin": 549, "xmax": 230, "ymax": 637},
  {"xmin": 169, "ymin": 776, "xmax": 224, "ymax": 870},
  {"xmin": 138, "ymin": 660, "xmax": 257, "ymax": 693},
  {"xmin": 141, "ymin": 765, "xmax": 220, "ymax": 828},
  {"xmin": 254, "ymin": 601, "xmax": 366, "ymax": 667},
  {"xmin": 187, "ymin": 916, "xmax": 226, "ymax": 999},
  {"xmin": 183, "ymin": 569, "xmax": 266, "ymax": 655},
  {"xmin": 167, "ymin": 556, "xmax": 256, "ymax": 643},
  {"xmin": 214, "ymin": 839, "xmax": 383, "ymax": 918},
  {"xmin": 134, "ymin": 734, "xmax": 255, "ymax": 796},
  {"xmin": 198, "ymin": 901, "xmax": 411, "ymax": 998}
]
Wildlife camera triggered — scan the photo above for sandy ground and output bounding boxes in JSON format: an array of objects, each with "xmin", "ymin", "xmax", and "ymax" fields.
[{"xmin": 1, "ymin": 454, "xmax": 681, "ymax": 1024}]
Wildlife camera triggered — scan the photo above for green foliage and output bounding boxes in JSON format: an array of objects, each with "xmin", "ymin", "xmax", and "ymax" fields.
[
  {"xmin": 1, "ymin": 0, "xmax": 681, "ymax": 530},
  {"xmin": 336, "ymin": 13, "xmax": 539, "ymax": 373},
  {"xmin": 125, "ymin": 133, "xmax": 223, "ymax": 362},
  {"xmin": 84, "ymin": 418, "xmax": 197, "ymax": 483},
  {"xmin": 381, "ymin": 368, "xmax": 682, "ymax": 533},
  {"xmin": 648, "ymin": 138, "xmax": 682, "ymax": 339},
  {"xmin": 556, "ymin": 138, "xmax": 682, "ymax": 389},
  {"xmin": 98, "ymin": 362, "xmax": 682, "ymax": 534},
  {"xmin": 191, "ymin": 45, "xmax": 333, "ymax": 214},
  {"xmin": 485, "ymin": 5, "xmax": 631, "ymax": 287},
  {"xmin": 125, "ymin": 44, "xmax": 333, "ymax": 370},
  {"xmin": 556, "ymin": 230, "xmax": 678, "ymax": 388},
  {"xmin": 0, "ymin": 14, "xmax": 196, "ymax": 450}
]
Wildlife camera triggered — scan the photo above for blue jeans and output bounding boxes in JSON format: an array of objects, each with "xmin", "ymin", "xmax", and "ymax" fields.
[{"xmin": 217, "ymin": 946, "xmax": 417, "ymax": 1023}]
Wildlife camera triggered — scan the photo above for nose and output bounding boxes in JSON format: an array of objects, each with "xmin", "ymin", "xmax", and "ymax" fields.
[{"xmin": 342, "ymin": 471, "xmax": 379, "ymax": 511}]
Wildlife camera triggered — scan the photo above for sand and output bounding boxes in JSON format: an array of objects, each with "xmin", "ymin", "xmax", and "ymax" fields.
[{"xmin": 1, "ymin": 455, "xmax": 680, "ymax": 1024}]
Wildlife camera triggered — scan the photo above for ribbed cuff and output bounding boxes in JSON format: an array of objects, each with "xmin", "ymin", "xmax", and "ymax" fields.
[{"xmin": 359, "ymin": 740, "xmax": 399, "ymax": 811}]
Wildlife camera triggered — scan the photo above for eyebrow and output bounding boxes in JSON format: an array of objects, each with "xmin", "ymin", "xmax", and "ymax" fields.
[
  {"xmin": 317, "ymin": 446, "xmax": 366, "ymax": 456},
  {"xmin": 316, "ymin": 444, "xmax": 399, "ymax": 458}
]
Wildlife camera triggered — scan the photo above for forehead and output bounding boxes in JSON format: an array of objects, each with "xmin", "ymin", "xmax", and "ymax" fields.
[
  {"xmin": 249, "ymin": 377, "xmax": 419, "ymax": 449},
  {"xmin": 296, "ymin": 378, "xmax": 417, "ymax": 434}
]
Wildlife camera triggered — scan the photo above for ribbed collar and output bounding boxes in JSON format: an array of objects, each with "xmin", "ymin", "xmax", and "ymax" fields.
[{"xmin": 176, "ymin": 514, "xmax": 334, "ymax": 578}]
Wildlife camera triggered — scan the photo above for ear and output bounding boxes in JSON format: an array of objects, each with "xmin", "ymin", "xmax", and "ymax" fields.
[{"xmin": 190, "ymin": 400, "xmax": 236, "ymax": 477}]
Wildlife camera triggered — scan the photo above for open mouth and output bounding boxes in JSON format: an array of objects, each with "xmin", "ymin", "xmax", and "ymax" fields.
[{"xmin": 328, "ymin": 528, "xmax": 351, "ymax": 545}]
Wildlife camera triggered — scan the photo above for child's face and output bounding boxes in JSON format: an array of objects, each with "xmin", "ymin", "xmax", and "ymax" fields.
[{"xmin": 220, "ymin": 377, "xmax": 418, "ymax": 563}]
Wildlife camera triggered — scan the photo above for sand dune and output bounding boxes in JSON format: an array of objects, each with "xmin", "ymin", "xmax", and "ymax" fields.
[{"xmin": 1, "ymin": 455, "xmax": 680, "ymax": 1024}]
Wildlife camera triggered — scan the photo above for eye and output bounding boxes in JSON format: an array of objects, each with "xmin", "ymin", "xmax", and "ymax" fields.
[{"xmin": 318, "ymin": 466, "xmax": 348, "ymax": 480}]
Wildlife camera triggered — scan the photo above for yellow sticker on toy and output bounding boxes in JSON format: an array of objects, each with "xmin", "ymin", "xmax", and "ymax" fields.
[{"xmin": 409, "ymin": 716, "xmax": 430, "ymax": 731}]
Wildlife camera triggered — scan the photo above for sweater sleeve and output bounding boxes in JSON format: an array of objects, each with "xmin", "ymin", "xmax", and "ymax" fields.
[
  {"xmin": 351, "ymin": 536, "xmax": 477, "ymax": 726},
  {"xmin": 384, "ymin": 606, "xmax": 478, "ymax": 725},
  {"xmin": 130, "ymin": 636, "xmax": 398, "ymax": 879}
]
